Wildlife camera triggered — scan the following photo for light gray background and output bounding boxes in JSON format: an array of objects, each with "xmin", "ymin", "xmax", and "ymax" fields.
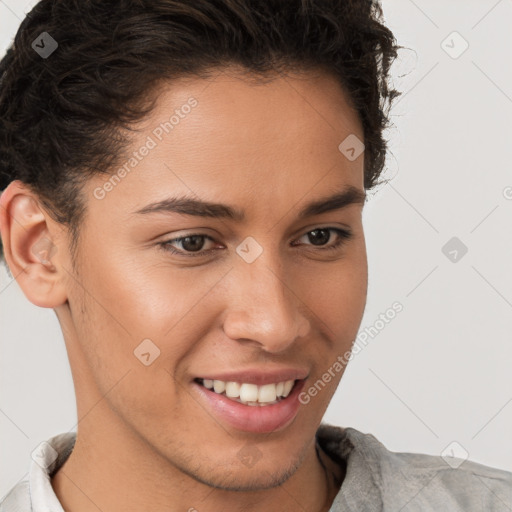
[{"xmin": 1, "ymin": 0, "xmax": 512, "ymax": 497}]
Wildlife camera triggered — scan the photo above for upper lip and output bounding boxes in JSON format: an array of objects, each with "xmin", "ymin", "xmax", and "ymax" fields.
[{"xmin": 195, "ymin": 368, "xmax": 309, "ymax": 386}]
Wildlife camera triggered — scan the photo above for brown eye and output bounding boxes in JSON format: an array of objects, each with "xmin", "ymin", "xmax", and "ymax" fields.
[
  {"xmin": 159, "ymin": 234, "xmax": 219, "ymax": 257},
  {"xmin": 294, "ymin": 228, "xmax": 353, "ymax": 251},
  {"xmin": 306, "ymin": 228, "xmax": 331, "ymax": 246}
]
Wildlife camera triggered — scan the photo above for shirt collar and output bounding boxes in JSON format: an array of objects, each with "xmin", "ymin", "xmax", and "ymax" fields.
[{"xmin": 29, "ymin": 431, "xmax": 76, "ymax": 512}]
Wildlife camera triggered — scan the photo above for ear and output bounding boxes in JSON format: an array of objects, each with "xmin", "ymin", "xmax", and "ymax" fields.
[{"xmin": 0, "ymin": 180, "xmax": 68, "ymax": 308}]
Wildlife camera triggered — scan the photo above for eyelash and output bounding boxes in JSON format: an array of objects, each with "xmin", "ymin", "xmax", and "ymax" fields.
[{"xmin": 158, "ymin": 227, "xmax": 353, "ymax": 258}]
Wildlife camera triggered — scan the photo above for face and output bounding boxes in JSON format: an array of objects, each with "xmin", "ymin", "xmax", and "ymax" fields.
[{"xmin": 57, "ymin": 67, "xmax": 368, "ymax": 489}]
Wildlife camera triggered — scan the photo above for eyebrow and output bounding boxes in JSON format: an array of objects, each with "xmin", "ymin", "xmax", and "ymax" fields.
[{"xmin": 133, "ymin": 185, "xmax": 366, "ymax": 221}]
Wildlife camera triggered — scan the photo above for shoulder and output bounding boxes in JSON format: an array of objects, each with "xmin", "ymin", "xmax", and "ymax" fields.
[
  {"xmin": 316, "ymin": 423, "xmax": 512, "ymax": 511},
  {"xmin": 0, "ymin": 480, "xmax": 31, "ymax": 512}
]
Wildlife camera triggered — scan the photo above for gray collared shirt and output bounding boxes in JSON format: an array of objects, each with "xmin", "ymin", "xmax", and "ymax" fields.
[{"xmin": 1, "ymin": 423, "xmax": 511, "ymax": 511}]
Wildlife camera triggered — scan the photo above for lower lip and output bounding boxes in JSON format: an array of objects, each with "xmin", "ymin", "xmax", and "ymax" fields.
[{"xmin": 193, "ymin": 380, "xmax": 306, "ymax": 433}]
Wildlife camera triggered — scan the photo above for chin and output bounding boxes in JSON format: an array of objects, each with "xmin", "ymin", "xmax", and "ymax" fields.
[
  {"xmin": 190, "ymin": 461, "xmax": 300, "ymax": 492},
  {"xmin": 165, "ymin": 440, "xmax": 306, "ymax": 492}
]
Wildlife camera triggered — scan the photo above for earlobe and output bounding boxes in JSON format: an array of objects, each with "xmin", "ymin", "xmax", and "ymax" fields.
[{"xmin": 0, "ymin": 181, "xmax": 68, "ymax": 308}]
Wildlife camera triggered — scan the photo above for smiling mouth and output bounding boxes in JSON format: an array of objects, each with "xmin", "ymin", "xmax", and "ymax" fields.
[{"xmin": 194, "ymin": 378, "xmax": 298, "ymax": 406}]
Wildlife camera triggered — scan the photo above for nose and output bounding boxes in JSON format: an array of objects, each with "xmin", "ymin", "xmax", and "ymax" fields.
[{"xmin": 221, "ymin": 250, "xmax": 311, "ymax": 353}]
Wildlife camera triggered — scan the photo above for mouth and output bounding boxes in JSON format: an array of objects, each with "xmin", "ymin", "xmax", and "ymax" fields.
[
  {"xmin": 192, "ymin": 374, "xmax": 307, "ymax": 433},
  {"xmin": 194, "ymin": 377, "xmax": 297, "ymax": 406}
]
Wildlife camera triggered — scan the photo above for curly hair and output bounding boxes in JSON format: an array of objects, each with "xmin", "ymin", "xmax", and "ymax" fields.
[{"xmin": 0, "ymin": 0, "xmax": 402, "ymax": 264}]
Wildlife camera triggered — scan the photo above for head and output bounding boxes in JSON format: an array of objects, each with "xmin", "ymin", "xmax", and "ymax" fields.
[{"xmin": 0, "ymin": 0, "xmax": 400, "ymax": 491}]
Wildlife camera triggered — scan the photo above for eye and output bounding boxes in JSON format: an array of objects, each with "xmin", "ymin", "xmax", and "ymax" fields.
[
  {"xmin": 292, "ymin": 227, "xmax": 353, "ymax": 252},
  {"xmin": 159, "ymin": 234, "xmax": 218, "ymax": 257},
  {"xmin": 158, "ymin": 227, "xmax": 353, "ymax": 258}
]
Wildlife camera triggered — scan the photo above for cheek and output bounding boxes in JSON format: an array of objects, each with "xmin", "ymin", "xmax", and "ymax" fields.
[
  {"xmin": 69, "ymin": 258, "xmax": 193, "ymax": 429},
  {"xmin": 329, "ymin": 267, "xmax": 367, "ymax": 334},
  {"xmin": 76, "ymin": 245, "xmax": 207, "ymax": 342},
  {"xmin": 70, "ymin": 246, "xmax": 231, "ymax": 394},
  {"xmin": 297, "ymin": 245, "xmax": 367, "ymax": 388},
  {"xmin": 302, "ymin": 245, "xmax": 367, "ymax": 333}
]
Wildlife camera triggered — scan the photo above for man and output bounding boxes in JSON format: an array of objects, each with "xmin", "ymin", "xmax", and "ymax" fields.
[{"xmin": 0, "ymin": 1, "xmax": 510, "ymax": 511}]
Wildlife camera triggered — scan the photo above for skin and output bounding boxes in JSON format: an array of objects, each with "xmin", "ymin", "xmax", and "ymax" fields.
[{"xmin": 0, "ymin": 66, "xmax": 368, "ymax": 512}]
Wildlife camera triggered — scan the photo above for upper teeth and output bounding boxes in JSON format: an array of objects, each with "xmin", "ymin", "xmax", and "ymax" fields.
[{"xmin": 201, "ymin": 379, "xmax": 295, "ymax": 405}]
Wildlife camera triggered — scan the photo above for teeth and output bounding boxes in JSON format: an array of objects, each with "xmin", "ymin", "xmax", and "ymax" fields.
[
  {"xmin": 200, "ymin": 379, "xmax": 296, "ymax": 405},
  {"xmin": 240, "ymin": 383, "xmax": 259, "ymax": 403},
  {"xmin": 283, "ymin": 380, "xmax": 294, "ymax": 397},
  {"xmin": 225, "ymin": 381, "xmax": 241, "ymax": 398},
  {"xmin": 213, "ymin": 380, "xmax": 225, "ymax": 393},
  {"xmin": 258, "ymin": 383, "xmax": 277, "ymax": 403}
]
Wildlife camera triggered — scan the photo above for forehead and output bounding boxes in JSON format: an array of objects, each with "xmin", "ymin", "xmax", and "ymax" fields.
[
  {"xmin": 87, "ymin": 68, "xmax": 365, "ymax": 219},
  {"xmin": 147, "ymin": 66, "xmax": 363, "ymax": 147}
]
